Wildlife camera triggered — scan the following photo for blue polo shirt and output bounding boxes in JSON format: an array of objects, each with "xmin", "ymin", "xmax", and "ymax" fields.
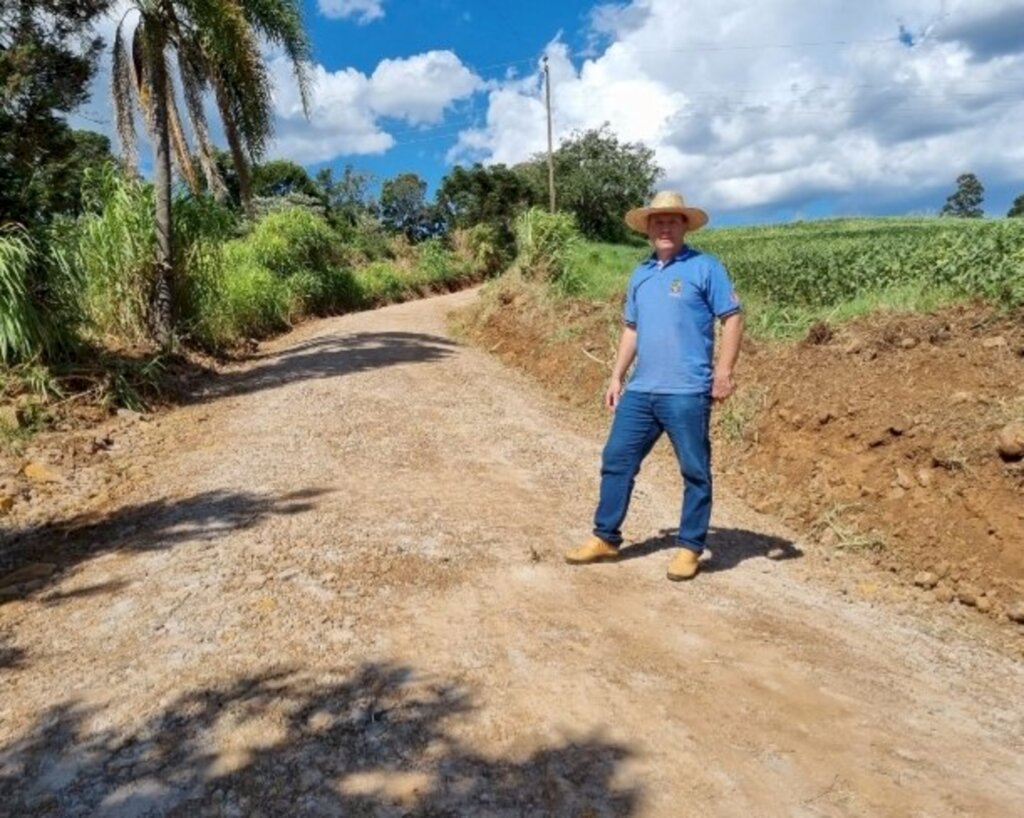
[{"xmin": 623, "ymin": 246, "xmax": 741, "ymax": 395}]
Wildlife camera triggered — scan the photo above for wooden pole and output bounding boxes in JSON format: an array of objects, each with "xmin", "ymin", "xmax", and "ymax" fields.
[{"xmin": 543, "ymin": 55, "xmax": 555, "ymax": 213}]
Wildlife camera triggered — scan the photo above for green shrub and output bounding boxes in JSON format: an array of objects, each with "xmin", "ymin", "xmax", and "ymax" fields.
[
  {"xmin": 514, "ymin": 207, "xmax": 581, "ymax": 287},
  {"xmin": 246, "ymin": 207, "xmax": 344, "ymax": 277},
  {"xmin": 454, "ymin": 223, "xmax": 510, "ymax": 278},
  {"xmin": 356, "ymin": 261, "xmax": 406, "ymax": 305},
  {"xmin": 416, "ymin": 237, "xmax": 457, "ymax": 285},
  {"xmin": 175, "ymin": 194, "xmax": 238, "ymax": 247},
  {"xmin": 319, "ymin": 266, "xmax": 364, "ymax": 311},
  {"xmin": 218, "ymin": 241, "xmax": 292, "ymax": 336}
]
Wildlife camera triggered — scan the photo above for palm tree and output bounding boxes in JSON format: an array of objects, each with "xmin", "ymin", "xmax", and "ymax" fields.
[{"xmin": 110, "ymin": 0, "xmax": 311, "ymax": 345}]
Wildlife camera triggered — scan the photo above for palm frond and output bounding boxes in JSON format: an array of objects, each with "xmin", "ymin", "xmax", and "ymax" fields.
[
  {"xmin": 165, "ymin": 68, "xmax": 201, "ymax": 193},
  {"xmin": 178, "ymin": 48, "xmax": 229, "ymax": 201},
  {"xmin": 179, "ymin": 0, "xmax": 274, "ymax": 158},
  {"xmin": 131, "ymin": 20, "xmax": 157, "ymax": 135},
  {"xmin": 210, "ymin": 70, "xmax": 255, "ymax": 212},
  {"xmin": 237, "ymin": 0, "xmax": 313, "ymax": 116}
]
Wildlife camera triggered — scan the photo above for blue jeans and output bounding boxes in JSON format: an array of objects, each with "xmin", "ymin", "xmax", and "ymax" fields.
[{"xmin": 593, "ymin": 390, "xmax": 712, "ymax": 553}]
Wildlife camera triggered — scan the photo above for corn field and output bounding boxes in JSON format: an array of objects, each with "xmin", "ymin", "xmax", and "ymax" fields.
[{"xmin": 691, "ymin": 217, "xmax": 1024, "ymax": 308}]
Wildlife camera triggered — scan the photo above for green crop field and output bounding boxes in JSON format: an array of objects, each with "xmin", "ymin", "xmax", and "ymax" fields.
[{"xmin": 555, "ymin": 217, "xmax": 1024, "ymax": 337}]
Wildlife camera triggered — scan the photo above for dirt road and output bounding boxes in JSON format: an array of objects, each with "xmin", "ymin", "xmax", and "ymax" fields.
[{"xmin": 1, "ymin": 290, "xmax": 1021, "ymax": 817}]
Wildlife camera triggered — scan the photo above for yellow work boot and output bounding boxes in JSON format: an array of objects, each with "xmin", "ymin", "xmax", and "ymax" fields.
[
  {"xmin": 666, "ymin": 548, "xmax": 700, "ymax": 581},
  {"xmin": 564, "ymin": 536, "xmax": 620, "ymax": 565}
]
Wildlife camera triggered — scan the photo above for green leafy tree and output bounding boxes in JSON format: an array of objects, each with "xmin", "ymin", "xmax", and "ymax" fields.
[
  {"xmin": 32, "ymin": 130, "xmax": 116, "ymax": 216},
  {"xmin": 380, "ymin": 172, "xmax": 438, "ymax": 242},
  {"xmin": 516, "ymin": 124, "xmax": 662, "ymax": 243},
  {"xmin": 435, "ymin": 162, "xmax": 532, "ymax": 249},
  {"xmin": 0, "ymin": 0, "xmax": 112, "ymax": 226},
  {"xmin": 110, "ymin": 0, "xmax": 312, "ymax": 344},
  {"xmin": 1007, "ymin": 194, "xmax": 1024, "ymax": 218},
  {"xmin": 940, "ymin": 173, "xmax": 985, "ymax": 218},
  {"xmin": 253, "ymin": 159, "xmax": 317, "ymax": 199},
  {"xmin": 316, "ymin": 165, "xmax": 376, "ymax": 228}
]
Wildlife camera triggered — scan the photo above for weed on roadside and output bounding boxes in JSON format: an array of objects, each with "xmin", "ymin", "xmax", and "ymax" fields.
[
  {"xmin": 716, "ymin": 386, "xmax": 767, "ymax": 444},
  {"xmin": 813, "ymin": 504, "xmax": 888, "ymax": 552}
]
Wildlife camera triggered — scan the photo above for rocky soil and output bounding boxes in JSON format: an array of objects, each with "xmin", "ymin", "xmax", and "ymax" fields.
[{"xmin": 1, "ymin": 289, "xmax": 1022, "ymax": 817}]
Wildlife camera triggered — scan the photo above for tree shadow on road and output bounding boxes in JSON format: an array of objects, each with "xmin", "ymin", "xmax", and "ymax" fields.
[
  {"xmin": 0, "ymin": 635, "xmax": 25, "ymax": 671},
  {"xmin": 0, "ymin": 661, "xmax": 638, "ymax": 817},
  {"xmin": 0, "ymin": 488, "xmax": 329, "ymax": 607},
  {"xmin": 192, "ymin": 332, "xmax": 461, "ymax": 404},
  {"xmin": 618, "ymin": 526, "xmax": 802, "ymax": 573}
]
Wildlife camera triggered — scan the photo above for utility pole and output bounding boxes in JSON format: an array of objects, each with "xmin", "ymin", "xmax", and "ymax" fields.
[{"xmin": 543, "ymin": 55, "xmax": 555, "ymax": 213}]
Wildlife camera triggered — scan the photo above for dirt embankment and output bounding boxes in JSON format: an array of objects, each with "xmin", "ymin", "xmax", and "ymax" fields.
[{"xmin": 455, "ymin": 280, "xmax": 1024, "ymax": 625}]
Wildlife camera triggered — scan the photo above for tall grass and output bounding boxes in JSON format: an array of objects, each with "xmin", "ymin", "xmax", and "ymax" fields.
[
  {"xmin": 0, "ymin": 225, "xmax": 79, "ymax": 364},
  {"xmin": 181, "ymin": 205, "xmax": 479, "ymax": 349},
  {"xmin": 0, "ymin": 227, "xmax": 46, "ymax": 363},
  {"xmin": 514, "ymin": 208, "xmax": 581, "ymax": 290},
  {"xmin": 71, "ymin": 165, "xmax": 157, "ymax": 344}
]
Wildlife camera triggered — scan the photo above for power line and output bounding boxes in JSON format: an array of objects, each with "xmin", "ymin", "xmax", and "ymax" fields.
[{"xmin": 631, "ymin": 36, "xmax": 904, "ymax": 54}]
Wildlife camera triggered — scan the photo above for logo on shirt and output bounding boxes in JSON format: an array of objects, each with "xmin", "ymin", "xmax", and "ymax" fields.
[{"xmin": 669, "ymin": 278, "xmax": 683, "ymax": 297}]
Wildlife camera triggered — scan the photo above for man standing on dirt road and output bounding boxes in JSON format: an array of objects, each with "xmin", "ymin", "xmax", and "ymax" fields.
[{"xmin": 565, "ymin": 191, "xmax": 744, "ymax": 581}]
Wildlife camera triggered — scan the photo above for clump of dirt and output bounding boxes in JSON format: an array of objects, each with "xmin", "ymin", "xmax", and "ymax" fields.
[{"xmin": 457, "ymin": 284, "xmax": 1024, "ymax": 624}]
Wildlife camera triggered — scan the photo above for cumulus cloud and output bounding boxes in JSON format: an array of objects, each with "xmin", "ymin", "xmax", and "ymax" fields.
[
  {"xmin": 267, "ymin": 58, "xmax": 394, "ymax": 163},
  {"xmin": 318, "ymin": 0, "xmax": 385, "ymax": 25},
  {"xmin": 452, "ymin": 0, "xmax": 1024, "ymax": 217},
  {"xmin": 928, "ymin": 0, "xmax": 1024, "ymax": 61},
  {"xmin": 369, "ymin": 51, "xmax": 481, "ymax": 125},
  {"xmin": 268, "ymin": 50, "xmax": 481, "ymax": 163}
]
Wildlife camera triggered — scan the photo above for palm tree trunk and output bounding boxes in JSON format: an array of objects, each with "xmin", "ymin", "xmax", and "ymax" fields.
[{"xmin": 147, "ymin": 26, "xmax": 174, "ymax": 348}]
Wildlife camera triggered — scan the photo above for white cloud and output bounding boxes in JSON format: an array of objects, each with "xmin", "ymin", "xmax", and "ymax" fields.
[
  {"xmin": 453, "ymin": 0, "xmax": 1024, "ymax": 217},
  {"xmin": 318, "ymin": 0, "xmax": 385, "ymax": 25},
  {"xmin": 369, "ymin": 51, "xmax": 481, "ymax": 125},
  {"xmin": 267, "ymin": 51, "xmax": 480, "ymax": 163},
  {"xmin": 267, "ymin": 58, "xmax": 394, "ymax": 163}
]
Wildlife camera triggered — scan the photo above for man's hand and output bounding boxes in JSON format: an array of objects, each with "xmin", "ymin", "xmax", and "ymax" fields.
[
  {"xmin": 711, "ymin": 370, "xmax": 736, "ymax": 402},
  {"xmin": 605, "ymin": 377, "xmax": 624, "ymax": 410},
  {"xmin": 713, "ymin": 313, "xmax": 743, "ymax": 403}
]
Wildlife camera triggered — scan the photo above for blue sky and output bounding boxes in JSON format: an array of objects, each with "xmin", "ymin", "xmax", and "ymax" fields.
[
  {"xmin": 298, "ymin": 0, "xmax": 599, "ymax": 195},
  {"xmin": 75, "ymin": 0, "xmax": 1024, "ymax": 226}
]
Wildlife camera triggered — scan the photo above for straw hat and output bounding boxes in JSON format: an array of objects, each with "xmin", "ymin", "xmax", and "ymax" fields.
[{"xmin": 625, "ymin": 190, "xmax": 709, "ymax": 233}]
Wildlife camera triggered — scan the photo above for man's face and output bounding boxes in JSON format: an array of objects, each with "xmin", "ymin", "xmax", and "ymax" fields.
[{"xmin": 647, "ymin": 213, "xmax": 687, "ymax": 253}]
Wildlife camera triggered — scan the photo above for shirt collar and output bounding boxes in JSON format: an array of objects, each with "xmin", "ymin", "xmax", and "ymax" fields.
[{"xmin": 644, "ymin": 245, "xmax": 694, "ymax": 269}]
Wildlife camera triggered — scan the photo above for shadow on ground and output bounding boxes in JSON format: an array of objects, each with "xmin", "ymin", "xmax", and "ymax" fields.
[
  {"xmin": 619, "ymin": 526, "xmax": 802, "ymax": 572},
  {"xmin": 0, "ymin": 635, "xmax": 25, "ymax": 671},
  {"xmin": 0, "ymin": 662, "xmax": 637, "ymax": 817},
  {"xmin": 194, "ymin": 332, "xmax": 460, "ymax": 404},
  {"xmin": 0, "ymin": 488, "xmax": 328, "ymax": 607}
]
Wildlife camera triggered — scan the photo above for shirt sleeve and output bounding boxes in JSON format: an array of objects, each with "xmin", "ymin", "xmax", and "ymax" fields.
[
  {"xmin": 704, "ymin": 258, "xmax": 742, "ymax": 317},
  {"xmin": 623, "ymin": 271, "xmax": 638, "ymax": 327}
]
